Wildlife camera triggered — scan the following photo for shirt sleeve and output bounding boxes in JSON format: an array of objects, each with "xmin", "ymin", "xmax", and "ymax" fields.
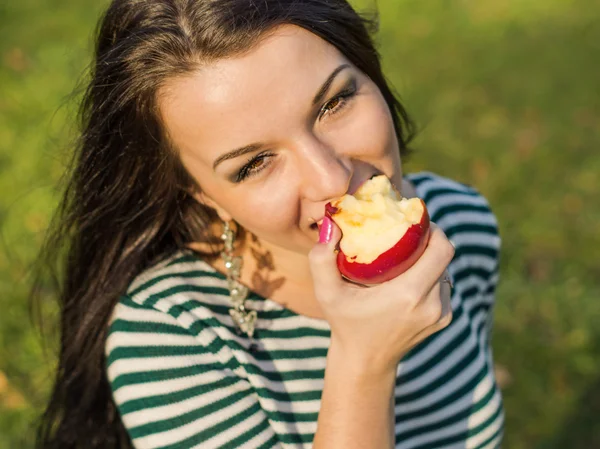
[{"xmin": 105, "ymin": 296, "xmax": 283, "ymax": 449}]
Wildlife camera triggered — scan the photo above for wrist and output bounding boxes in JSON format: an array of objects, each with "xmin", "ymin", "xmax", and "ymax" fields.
[{"xmin": 326, "ymin": 339, "xmax": 399, "ymax": 385}]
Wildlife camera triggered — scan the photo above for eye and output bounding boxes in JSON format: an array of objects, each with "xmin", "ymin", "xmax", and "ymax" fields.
[
  {"xmin": 319, "ymin": 81, "xmax": 357, "ymax": 119},
  {"xmin": 235, "ymin": 152, "xmax": 274, "ymax": 183}
]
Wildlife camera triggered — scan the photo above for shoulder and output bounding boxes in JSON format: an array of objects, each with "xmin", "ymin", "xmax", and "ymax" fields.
[
  {"xmin": 107, "ymin": 250, "xmax": 235, "ymax": 357},
  {"xmin": 105, "ymin": 251, "xmax": 245, "ymax": 385},
  {"xmin": 406, "ymin": 171, "xmax": 501, "ymax": 281}
]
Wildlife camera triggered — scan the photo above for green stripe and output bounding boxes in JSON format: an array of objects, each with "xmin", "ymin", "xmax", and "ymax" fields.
[
  {"xmin": 129, "ymin": 269, "xmax": 224, "ymax": 297},
  {"xmin": 255, "ymin": 434, "xmax": 281, "ymax": 449},
  {"xmin": 220, "ymin": 416, "xmax": 274, "ymax": 449},
  {"xmin": 119, "ymin": 295, "xmax": 153, "ymax": 310},
  {"xmin": 254, "ymin": 387, "xmax": 322, "ymax": 404},
  {"xmin": 143, "ymin": 284, "xmax": 230, "ymax": 308},
  {"xmin": 431, "ymin": 203, "xmax": 492, "ymax": 223},
  {"xmin": 397, "ymin": 380, "xmax": 498, "ymax": 440},
  {"xmin": 407, "ymin": 397, "xmax": 504, "ymax": 449},
  {"xmin": 444, "ymin": 223, "xmax": 499, "ymax": 239},
  {"xmin": 278, "ymin": 432, "xmax": 314, "ymax": 445},
  {"xmin": 396, "ymin": 325, "xmax": 483, "ymax": 404},
  {"xmin": 119, "ymin": 373, "xmax": 240, "ymax": 415},
  {"xmin": 454, "ymin": 266, "xmax": 493, "ymax": 284},
  {"xmin": 399, "ymin": 322, "xmax": 471, "ymax": 384},
  {"xmin": 474, "ymin": 420, "xmax": 504, "ymax": 448},
  {"xmin": 112, "ymin": 363, "xmax": 220, "ymax": 391},
  {"xmin": 129, "ymin": 388, "xmax": 251, "ymax": 439},
  {"xmin": 109, "ymin": 320, "xmax": 191, "ymax": 336},
  {"xmin": 165, "ymin": 253, "xmax": 205, "ymax": 267},
  {"xmin": 153, "ymin": 400, "xmax": 265, "ymax": 449},
  {"xmin": 396, "ymin": 361, "xmax": 491, "ymax": 423},
  {"xmin": 107, "ymin": 333, "xmax": 226, "ymax": 366},
  {"xmin": 251, "ymin": 347, "xmax": 327, "ymax": 361},
  {"xmin": 421, "ymin": 187, "xmax": 480, "ymax": 204},
  {"xmin": 455, "ymin": 245, "xmax": 499, "ymax": 260}
]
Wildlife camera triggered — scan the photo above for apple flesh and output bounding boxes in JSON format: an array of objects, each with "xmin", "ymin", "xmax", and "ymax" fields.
[{"xmin": 325, "ymin": 175, "xmax": 430, "ymax": 285}]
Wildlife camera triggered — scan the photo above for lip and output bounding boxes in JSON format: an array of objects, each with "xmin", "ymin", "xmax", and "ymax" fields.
[
  {"xmin": 348, "ymin": 173, "xmax": 379, "ymax": 195},
  {"xmin": 307, "ymin": 174, "xmax": 380, "ymax": 232},
  {"xmin": 309, "ymin": 218, "xmax": 324, "ymax": 231}
]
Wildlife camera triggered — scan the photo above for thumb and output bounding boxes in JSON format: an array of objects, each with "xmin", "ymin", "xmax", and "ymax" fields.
[{"xmin": 308, "ymin": 216, "xmax": 344, "ymax": 289}]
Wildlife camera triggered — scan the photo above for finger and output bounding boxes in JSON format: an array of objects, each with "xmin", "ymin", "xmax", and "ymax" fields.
[
  {"xmin": 308, "ymin": 217, "xmax": 344, "ymax": 290},
  {"xmin": 411, "ymin": 278, "xmax": 452, "ymax": 344},
  {"xmin": 386, "ymin": 223, "xmax": 455, "ymax": 299}
]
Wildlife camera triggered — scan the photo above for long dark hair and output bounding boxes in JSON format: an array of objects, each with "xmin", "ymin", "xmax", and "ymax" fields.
[{"xmin": 33, "ymin": 0, "xmax": 415, "ymax": 447}]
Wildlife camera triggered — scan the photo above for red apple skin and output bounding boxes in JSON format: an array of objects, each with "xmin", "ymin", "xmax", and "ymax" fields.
[{"xmin": 326, "ymin": 199, "xmax": 430, "ymax": 285}]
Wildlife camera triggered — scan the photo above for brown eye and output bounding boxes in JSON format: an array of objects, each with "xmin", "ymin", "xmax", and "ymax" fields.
[
  {"xmin": 248, "ymin": 158, "xmax": 265, "ymax": 170},
  {"xmin": 324, "ymin": 97, "xmax": 342, "ymax": 112},
  {"xmin": 235, "ymin": 152, "xmax": 274, "ymax": 183}
]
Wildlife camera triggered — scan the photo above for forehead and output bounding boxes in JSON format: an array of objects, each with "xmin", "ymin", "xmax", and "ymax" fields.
[{"xmin": 158, "ymin": 25, "xmax": 348, "ymax": 163}]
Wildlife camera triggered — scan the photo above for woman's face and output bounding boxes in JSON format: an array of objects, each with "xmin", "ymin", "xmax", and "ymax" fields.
[{"xmin": 159, "ymin": 25, "xmax": 403, "ymax": 255}]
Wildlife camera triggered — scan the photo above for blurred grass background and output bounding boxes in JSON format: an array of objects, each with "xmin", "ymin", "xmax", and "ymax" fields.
[{"xmin": 1, "ymin": 0, "xmax": 599, "ymax": 447}]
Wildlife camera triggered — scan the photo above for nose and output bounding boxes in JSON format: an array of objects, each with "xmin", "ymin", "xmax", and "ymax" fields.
[{"xmin": 295, "ymin": 134, "xmax": 352, "ymax": 202}]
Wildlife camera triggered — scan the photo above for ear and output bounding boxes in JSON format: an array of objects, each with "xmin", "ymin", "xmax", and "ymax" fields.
[{"xmin": 193, "ymin": 190, "xmax": 233, "ymax": 223}]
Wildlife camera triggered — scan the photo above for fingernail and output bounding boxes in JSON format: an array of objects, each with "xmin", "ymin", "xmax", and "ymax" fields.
[{"xmin": 318, "ymin": 216, "xmax": 333, "ymax": 244}]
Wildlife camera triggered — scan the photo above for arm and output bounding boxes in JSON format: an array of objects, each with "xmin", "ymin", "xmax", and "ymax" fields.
[
  {"xmin": 106, "ymin": 297, "xmax": 283, "ymax": 449},
  {"xmin": 308, "ymin": 223, "xmax": 455, "ymax": 449},
  {"xmin": 313, "ymin": 344, "xmax": 397, "ymax": 449}
]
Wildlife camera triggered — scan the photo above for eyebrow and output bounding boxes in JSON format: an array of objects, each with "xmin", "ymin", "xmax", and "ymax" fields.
[
  {"xmin": 312, "ymin": 63, "xmax": 352, "ymax": 106},
  {"xmin": 213, "ymin": 63, "xmax": 352, "ymax": 170}
]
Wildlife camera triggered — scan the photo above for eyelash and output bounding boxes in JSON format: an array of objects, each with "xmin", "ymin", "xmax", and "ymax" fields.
[
  {"xmin": 319, "ymin": 82, "xmax": 357, "ymax": 119},
  {"xmin": 235, "ymin": 82, "xmax": 357, "ymax": 183},
  {"xmin": 235, "ymin": 152, "xmax": 274, "ymax": 183}
]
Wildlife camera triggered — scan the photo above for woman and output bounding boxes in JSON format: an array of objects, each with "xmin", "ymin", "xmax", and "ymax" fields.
[{"xmin": 34, "ymin": 0, "xmax": 504, "ymax": 448}]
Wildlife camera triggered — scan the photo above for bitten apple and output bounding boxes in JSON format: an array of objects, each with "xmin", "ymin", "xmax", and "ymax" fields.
[{"xmin": 325, "ymin": 175, "xmax": 430, "ymax": 285}]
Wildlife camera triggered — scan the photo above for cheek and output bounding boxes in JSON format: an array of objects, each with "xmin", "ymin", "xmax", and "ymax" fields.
[
  {"xmin": 338, "ymin": 92, "xmax": 399, "ymax": 160},
  {"xmin": 225, "ymin": 180, "xmax": 300, "ymax": 237}
]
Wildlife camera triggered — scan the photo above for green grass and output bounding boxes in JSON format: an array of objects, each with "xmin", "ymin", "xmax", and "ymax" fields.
[{"xmin": 1, "ymin": 0, "xmax": 599, "ymax": 448}]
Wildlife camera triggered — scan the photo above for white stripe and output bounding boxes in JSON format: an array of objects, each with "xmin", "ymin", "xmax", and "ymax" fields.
[
  {"xmin": 107, "ymin": 352, "xmax": 228, "ymax": 379},
  {"xmin": 260, "ymin": 397, "xmax": 321, "ymax": 414},
  {"xmin": 123, "ymin": 380, "xmax": 253, "ymax": 426},
  {"xmin": 411, "ymin": 174, "xmax": 473, "ymax": 195},
  {"xmin": 202, "ymin": 407, "xmax": 280, "ymax": 449},
  {"xmin": 110, "ymin": 303, "xmax": 178, "ymax": 324},
  {"xmin": 451, "ymin": 254, "xmax": 498, "ymax": 276},
  {"xmin": 435, "ymin": 211, "xmax": 497, "ymax": 230},
  {"xmin": 449, "ymin": 232, "xmax": 501, "ymax": 250},
  {"xmin": 426, "ymin": 194, "xmax": 489, "ymax": 215},
  {"xmin": 395, "ymin": 386, "xmax": 501, "ymax": 449},
  {"xmin": 397, "ymin": 308, "xmax": 487, "ymax": 395},
  {"xmin": 131, "ymin": 394, "xmax": 259, "ymax": 448},
  {"xmin": 466, "ymin": 388, "xmax": 503, "ymax": 434},
  {"xmin": 396, "ymin": 277, "xmax": 484, "ymax": 376},
  {"xmin": 113, "ymin": 369, "xmax": 233, "ymax": 405},
  {"xmin": 397, "ymin": 374, "xmax": 495, "ymax": 433},
  {"xmin": 395, "ymin": 322, "xmax": 489, "ymax": 414},
  {"xmin": 270, "ymin": 418, "xmax": 318, "ymax": 440},
  {"xmin": 192, "ymin": 423, "xmax": 282, "ymax": 449},
  {"xmin": 466, "ymin": 399, "xmax": 504, "ymax": 448},
  {"xmin": 106, "ymin": 331, "xmax": 199, "ymax": 353}
]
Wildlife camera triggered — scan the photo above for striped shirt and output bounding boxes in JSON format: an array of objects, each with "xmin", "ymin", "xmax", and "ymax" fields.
[{"xmin": 106, "ymin": 172, "xmax": 505, "ymax": 448}]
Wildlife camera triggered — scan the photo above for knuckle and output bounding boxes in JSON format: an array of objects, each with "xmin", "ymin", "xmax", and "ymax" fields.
[
  {"xmin": 436, "ymin": 311, "xmax": 453, "ymax": 330},
  {"xmin": 443, "ymin": 239, "xmax": 456, "ymax": 261},
  {"xmin": 421, "ymin": 298, "xmax": 444, "ymax": 326},
  {"xmin": 403, "ymin": 286, "xmax": 422, "ymax": 307}
]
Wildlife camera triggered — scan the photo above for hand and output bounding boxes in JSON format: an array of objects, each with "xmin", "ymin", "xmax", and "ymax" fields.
[{"xmin": 309, "ymin": 220, "xmax": 454, "ymax": 375}]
